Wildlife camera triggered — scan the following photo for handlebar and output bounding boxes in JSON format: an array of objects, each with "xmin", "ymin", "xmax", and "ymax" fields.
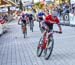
[
  {"xmin": 53, "ymin": 31, "xmax": 62, "ymax": 34},
  {"xmin": 41, "ymin": 26, "xmax": 62, "ymax": 34}
]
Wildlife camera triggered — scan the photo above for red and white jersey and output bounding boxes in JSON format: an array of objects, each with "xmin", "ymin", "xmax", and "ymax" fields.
[{"xmin": 45, "ymin": 15, "xmax": 60, "ymax": 24}]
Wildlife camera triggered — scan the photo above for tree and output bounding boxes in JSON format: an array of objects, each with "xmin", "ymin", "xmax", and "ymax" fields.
[{"xmin": 19, "ymin": 0, "xmax": 23, "ymax": 11}]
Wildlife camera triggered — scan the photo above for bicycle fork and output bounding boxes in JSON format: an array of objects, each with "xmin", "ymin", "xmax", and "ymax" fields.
[{"xmin": 42, "ymin": 37, "xmax": 48, "ymax": 49}]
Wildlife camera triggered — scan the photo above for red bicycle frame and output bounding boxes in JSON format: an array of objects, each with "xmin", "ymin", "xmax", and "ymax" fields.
[{"xmin": 38, "ymin": 31, "xmax": 48, "ymax": 49}]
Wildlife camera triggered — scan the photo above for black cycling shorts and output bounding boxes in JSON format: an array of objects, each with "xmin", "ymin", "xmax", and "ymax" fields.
[
  {"xmin": 38, "ymin": 17, "xmax": 43, "ymax": 21},
  {"xmin": 44, "ymin": 22, "xmax": 53, "ymax": 32},
  {"xmin": 22, "ymin": 20, "xmax": 26, "ymax": 26}
]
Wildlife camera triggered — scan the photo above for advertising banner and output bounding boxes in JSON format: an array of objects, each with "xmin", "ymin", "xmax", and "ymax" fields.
[
  {"xmin": 10, "ymin": 7, "xmax": 16, "ymax": 11},
  {"xmin": 0, "ymin": 8, "xmax": 8, "ymax": 12},
  {"xmin": 71, "ymin": 0, "xmax": 75, "ymax": 4},
  {"xmin": 62, "ymin": 13, "xmax": 70, "ymax": 24}
]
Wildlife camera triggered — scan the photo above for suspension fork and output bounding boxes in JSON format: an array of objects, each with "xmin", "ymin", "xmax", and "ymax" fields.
[
  {"xmin": 42, "ymin": 32, "xmax": 48, "ymax": 49},
  {"xmin": 42, "ymin": 38, "xmax": 47, "ymax": 49},
  {"xmin": 42, "ymin": 31, "xmax": 53, "ymax": 49}
]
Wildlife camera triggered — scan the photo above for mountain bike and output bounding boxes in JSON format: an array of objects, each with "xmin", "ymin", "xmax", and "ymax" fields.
[
  {"xmin": 30, "ymin": 20, "xmax": 34, "ymax": 32},
  {"xmin": 22, "ymin": 23, "xmax": 27, "ymax": 38},
  {"xmin": 37, "ymin": 29, "xmax": 62, "ymax": 60},
  {"xmin": 18, "ymin": 22, "xmax": 27, "ymax": 38}
]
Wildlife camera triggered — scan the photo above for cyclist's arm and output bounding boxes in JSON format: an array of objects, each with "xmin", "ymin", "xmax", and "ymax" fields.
[
  {"xmin": 57, "ymin": 23, "xmax": 62, "ymax": 33},
  {"xmin": 55, "ymin": 17, "xmax": 62, "ymax": 33}
]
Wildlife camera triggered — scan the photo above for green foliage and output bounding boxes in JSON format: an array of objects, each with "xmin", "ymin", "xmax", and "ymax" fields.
[
  {"xmin": 35, "ymin": 2, "xmax": 40, "ymax": 6},
  {"xmin": 34, "ymin": 2, "xmax": 44, "ymax": 9}
]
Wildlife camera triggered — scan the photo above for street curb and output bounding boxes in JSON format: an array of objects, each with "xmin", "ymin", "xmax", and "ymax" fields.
[{"xmin": 60, "ymin": 23, "xmax": 75, "ymax": 27}]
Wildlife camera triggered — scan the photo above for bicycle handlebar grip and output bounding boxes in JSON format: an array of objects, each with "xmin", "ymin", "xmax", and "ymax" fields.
[
  {"xmin": 53, "ymin": 31, "xmax": 62, "ymax": 34},
  {"xmin": 59, "ymin": 31, "xmax": 62, "ymax": 34}
]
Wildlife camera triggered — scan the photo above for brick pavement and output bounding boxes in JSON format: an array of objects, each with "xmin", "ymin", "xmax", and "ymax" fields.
[{"xmin": 0, "ymin": 20, "xmax": 75, "ymax": 65}]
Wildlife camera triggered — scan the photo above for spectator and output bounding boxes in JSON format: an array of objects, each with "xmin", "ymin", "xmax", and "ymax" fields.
[
  {"xmin": 72, "ymin": 4, "xmax": 75, "ymax": 15},
  {"xmin": 3, "ymin": 14, "xmax": 8, "ymax": 22}
]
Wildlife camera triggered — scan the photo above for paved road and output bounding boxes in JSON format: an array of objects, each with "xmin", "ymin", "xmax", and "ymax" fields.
[{"xmin": 0, "ymin": 20, "xmax": 75, "ymax": 65}]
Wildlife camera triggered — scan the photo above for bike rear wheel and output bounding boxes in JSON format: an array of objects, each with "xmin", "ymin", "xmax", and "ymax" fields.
[
  {"xmin": 30, "ymin": 26, "xmax": 33, "ymax": 32},
  {"xmin": 37, "ymin": 37, "xmax": 43, "ymax": 57},
  {"xmin": 30, "ymin": 22, "xmax": 34, "ymax": 32},
  {"xmin": 23, "ymin": 32, "xmax": 26, "ymax": 38},
  {"xmin": 44, "ymin": 38, "xmax": 54, "ymax": 60},
  {"xmin": 22, "ymin": 26, "xmax": 27, "ymax": 38}
]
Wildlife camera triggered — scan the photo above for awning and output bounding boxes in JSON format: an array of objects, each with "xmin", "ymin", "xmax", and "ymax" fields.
[
  {"xmin": 0, "ymin": 0, "xmax": 18, "ymax": 8},
  {"xmin": 0, "ymin": 0, "xmax": 11, "ymax": 7},
  {"xmin": 0, "ymin": 4, "xmax": 11, "ymax": 7},
  {"xmin": 8, "ymin": 0, "xmax": 18, "ymax": 7}
]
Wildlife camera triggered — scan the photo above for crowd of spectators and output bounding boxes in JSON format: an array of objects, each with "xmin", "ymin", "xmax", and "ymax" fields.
[
  {"xmin": 0, "ymin": 14, "xmax": 8, "ymax": 23},
  {"xmin": 54, "ymin": 3, "xmax": 75, "ymax": 16}
]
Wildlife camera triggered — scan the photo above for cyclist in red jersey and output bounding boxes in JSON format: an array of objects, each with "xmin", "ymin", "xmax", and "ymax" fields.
[{"xmin": 41, "ymin": 10, "xmax": 62, "ymax": 38}]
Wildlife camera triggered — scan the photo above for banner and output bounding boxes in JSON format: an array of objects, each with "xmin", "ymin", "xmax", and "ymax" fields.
[
  {"xmin": 1, "ymin": 8, "xmax": 8, "ymax": 12},
  {"xmin": 71, "ymin": 0, "xmax": 75, "ymax": 4},
  {"xmin": 63, "ymin": 13, "xmax": 69, "ymax": 21},
  {"xmin": 63, "ymin": 13, "xmax": 70, "ymax": 24},
  {"xmin": 10, "ymin": 6, "xmax": 16, "ymax": 11}
]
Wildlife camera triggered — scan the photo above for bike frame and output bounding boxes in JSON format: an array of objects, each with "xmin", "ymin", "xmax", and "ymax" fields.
[
  {"xmin": 22, "ymin": 25, "xmax": 26, "ymax": 33},
  {"xmin": 39, "ymin": 31, "xmax": 53, "ymax": 49}
]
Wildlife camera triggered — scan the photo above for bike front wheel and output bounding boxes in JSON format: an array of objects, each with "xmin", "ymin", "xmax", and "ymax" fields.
[
  {"xmin": 44, "ymin": 38, "xmax": 54, "ymax": 60},
  {"xmin": 37, "ymin": 37, "xmax": 43, "ymax": 57},
  {"xmin": 22, "ymin": 27, "xmax": 27, "ymax": 38}
]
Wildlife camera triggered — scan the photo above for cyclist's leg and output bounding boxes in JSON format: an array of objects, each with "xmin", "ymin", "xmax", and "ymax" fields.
[
  {"xmin": 47, "ymin": 30, "xmax": 53, "ymax": 45},
  {"xmin": 40, "ymin": 20, "xmax": 45, "ymax": 33},
  {"xmin": 30, "ymin": 20, "xmax": 33, "ymax": 32},
  {"xmin": 31, "ymin": 20, "xmax": 33, "ymax": 26},
  {"xmin": 21, "ymin": 21, "xmax": 24, "ymax": 28},
  {"xmin": 29, "ymin": 19, "xmax": 32, "ymax": 26},
  {"xmin": 40, "ymin": 17, "xmax": 43, "ymax": 27},
  {"xmin": 32, "ymin": 20, "xmax": 34, "ymax": 26},
  {"xmin": 38, "ymin": 17, "xmax": 42, "ymax": 27},
  {"xmin": 23, "ymin": 20, "xmax": 26, "ymax": 32},
  {"xmin": 42, "ymin": 22, "xmax": 49, "ymax": 38},
  {"xmin": 25, "ymin": 21, "xmax": 27, "ymax": 31},
  {"xmin": 46, "ymin": 24, "xmax": 53, "ymax": 47},
  {"xmin": 43, "ymin": 22, "xmax": 53, "ymax": 39}
]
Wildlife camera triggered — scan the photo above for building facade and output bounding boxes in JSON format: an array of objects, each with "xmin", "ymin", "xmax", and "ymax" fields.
[
  {"xmin": 54, "ymin": 0, "xmax": 70, "ymax": 5},
  {"xmin": 0, "ymin": 0, "xmax": 18, "ymax": 8}
]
